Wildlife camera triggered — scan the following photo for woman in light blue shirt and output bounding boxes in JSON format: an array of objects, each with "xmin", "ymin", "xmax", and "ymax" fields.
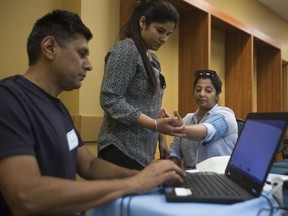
[{"xmin": 169, "ymin": 70, "xmax": 238, "ymax": 169}]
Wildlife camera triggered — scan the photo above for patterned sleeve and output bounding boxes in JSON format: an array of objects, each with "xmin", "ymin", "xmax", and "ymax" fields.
[{"xmin": 100, "ymin": 40, "xmax": 142, "ymax": 125}]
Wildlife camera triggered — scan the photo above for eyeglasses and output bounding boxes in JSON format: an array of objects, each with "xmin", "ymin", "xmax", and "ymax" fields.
[
  {"xmin": 151, "ymin": 61, "xmax": 166, "ymax": 89},
  {"xmin": 159, "ymin": 73, "xmax": 166, "ymax": 89},
  {"xmin": 194, "ymin": 70, "xmax": 217, "ymax": 78}
]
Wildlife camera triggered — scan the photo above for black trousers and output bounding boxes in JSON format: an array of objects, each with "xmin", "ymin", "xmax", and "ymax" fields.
[{"xmin": 98, "ymin": 145, "xmax": 144, "ymax": 170}]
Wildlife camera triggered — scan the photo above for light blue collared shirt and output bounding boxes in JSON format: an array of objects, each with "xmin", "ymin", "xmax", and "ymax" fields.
[{"xmin": 169, "ymin": 104, "xmax": 238, "ymax": 169}]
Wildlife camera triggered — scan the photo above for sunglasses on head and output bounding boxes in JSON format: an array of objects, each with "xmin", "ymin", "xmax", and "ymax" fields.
[{"xmin": 194, "ymin": 70, "xmax": 217, "ymax": 78}]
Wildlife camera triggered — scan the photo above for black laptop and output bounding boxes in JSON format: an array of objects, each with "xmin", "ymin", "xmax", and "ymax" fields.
[{"xmin": 164, "ymin": 112, "xmax": 288, "ymax": 204}]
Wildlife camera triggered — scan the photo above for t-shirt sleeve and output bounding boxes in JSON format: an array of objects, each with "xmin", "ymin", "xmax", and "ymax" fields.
[{"xmin": 0, "ymin": 85, "xmax": 36, "ymax": 159}]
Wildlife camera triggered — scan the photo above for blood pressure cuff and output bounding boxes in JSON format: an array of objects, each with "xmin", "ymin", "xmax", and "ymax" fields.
[{"xmin": 201, "ymin": 115, "xmax": 228, "ymax": 146}]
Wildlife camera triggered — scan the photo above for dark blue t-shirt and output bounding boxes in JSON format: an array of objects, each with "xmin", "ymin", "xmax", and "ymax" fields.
[{"xmin": 0, "ymin": 75, "xmax": 84, "ymax": 215}]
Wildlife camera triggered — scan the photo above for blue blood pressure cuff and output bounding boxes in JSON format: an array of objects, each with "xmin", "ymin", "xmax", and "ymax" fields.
[{"xmin": 201, "ymin": 115, "xmax": 228, "ymax": 146}]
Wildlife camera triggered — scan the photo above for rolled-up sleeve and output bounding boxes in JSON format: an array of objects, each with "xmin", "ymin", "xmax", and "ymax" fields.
[{"xmin": 200, "ymin": 114, "xmax": 229, "ymax": 145}]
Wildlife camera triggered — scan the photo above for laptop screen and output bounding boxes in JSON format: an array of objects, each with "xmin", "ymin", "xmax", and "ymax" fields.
[{"xmin": 228, "ymin": 119, "xmax": 287, "ymax": 183}]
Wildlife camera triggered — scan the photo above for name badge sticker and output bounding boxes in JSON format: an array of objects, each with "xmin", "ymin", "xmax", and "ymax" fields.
[{"xmin": 66, "ymin": 129, "xmax": 79, "ymax": 151}]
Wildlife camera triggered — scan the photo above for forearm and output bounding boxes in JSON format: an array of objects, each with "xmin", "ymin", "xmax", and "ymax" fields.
[
  {"xmin": 2, "ymin": 157, "xmax": 185, "ymax": 216},
  {"xmin": 83, "ymin": 158, "xmax": 138, "ymax": 180},
  {"xmin": 135, "ymin": 113, "xmax": 156, "ymax": 131},
  {"xmin": 158, "ymin": 133, "xmax": 166, "ymax": 143},
  {"xmin": 76, "ymin": 146, "xmax": 138, "ymax": 180},
  {"xmin": 158, "ymin": 133, "xmax": 169, "ymax": 159},
  {"xmin": 168, "ymin": 138, "xmax": 182, "ymax": 167},
  {"xmin": 0, "ymin": 156, "xmax": 138, "ymax": 216},
  {"xmin": 182, "ymin": 124, "xmax": 207, "ymax": 140},
  {"xmin": 12, "ymin": 177, "xmax": 136, "ymax": 215}
]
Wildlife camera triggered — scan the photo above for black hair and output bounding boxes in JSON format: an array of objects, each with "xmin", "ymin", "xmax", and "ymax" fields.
[
  {"xmin": 123, "ymin": 0, "xmax": 179, "ymax": 94},
  {"xmin": 193, "ymin": 70, "xmax": 222, "ymax": 94},
  {"xmin": 27, "ymin": 10, "xmax": 93, "ymax": 65}
]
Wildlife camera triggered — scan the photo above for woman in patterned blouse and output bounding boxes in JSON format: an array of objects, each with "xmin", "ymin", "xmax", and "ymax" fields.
[{"xmin": 97, "ymin": 0, "xmax": 184, "ymax": 170}]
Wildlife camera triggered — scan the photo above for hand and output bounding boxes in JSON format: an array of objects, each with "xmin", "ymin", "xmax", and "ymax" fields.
[
  {"xmin": 157, "ymin": 117, "xmax": 185, "ymax": 137},
  {"xmin": 158, "ymin": 134, "xmax": 169, "ymax": 159},
  {"xmin": 173, "ymin": 110, "xmax": 184, "ymax": 122},
  {"xmin": 159, "ymin": 108, "xmax": 183, "ymax": 127},
  {"xmin": 173, "ymin": 110, "xmax": 184, "ymax": 127},
  {"xmin": 130, "ymin": 160, "xmax": 185, "ymax": 194},
  {"xmin": 159, "ymin": 107, "xmax": 170, "ymax": 118}
]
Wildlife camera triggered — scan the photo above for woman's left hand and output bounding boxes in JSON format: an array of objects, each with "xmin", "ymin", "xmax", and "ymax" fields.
[{"xmin": 158, "ymin": 133, "xmax": 169, "ymax": 159}]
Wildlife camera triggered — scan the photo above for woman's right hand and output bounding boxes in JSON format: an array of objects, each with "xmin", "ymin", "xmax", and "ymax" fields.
[
  {"xmin": 159, "ymin": 107, "xmax": 170, "ymax": 118},
  {"xmin": 156, "ymin": 117, "xmax": 185, "ymax": 137}
]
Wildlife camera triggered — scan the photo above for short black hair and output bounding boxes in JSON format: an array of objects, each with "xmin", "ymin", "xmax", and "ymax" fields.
[{"xmin": 27, "ymin": 10, "xmax": 93, "ymax": 65}]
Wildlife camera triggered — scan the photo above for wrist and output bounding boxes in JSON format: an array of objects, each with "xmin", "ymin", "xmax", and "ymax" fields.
[{"xmin": 154, "ymin": 119, "xmax": 158, "ymax": 132}]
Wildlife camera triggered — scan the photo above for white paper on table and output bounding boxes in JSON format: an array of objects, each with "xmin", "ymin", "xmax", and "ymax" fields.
[{"xmin": 186, "ymin": 156, "xmax": 230, "ymax": 174}]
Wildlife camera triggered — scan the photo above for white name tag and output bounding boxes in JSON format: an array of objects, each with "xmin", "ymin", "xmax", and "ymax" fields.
[{"xmin": 66, "ymin": 129, "xmax": 79, "ymax": 151}]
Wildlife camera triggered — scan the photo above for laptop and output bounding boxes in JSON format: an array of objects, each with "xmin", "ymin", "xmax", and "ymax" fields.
[{"xmin": 164, "ymin": 112, "xmax": 288, "ymax": 204}]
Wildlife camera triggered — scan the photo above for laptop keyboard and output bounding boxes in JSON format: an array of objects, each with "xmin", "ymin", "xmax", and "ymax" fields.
[{"xmin": 183, "ymin": 172, "xmax": 241, "ymax": 196}]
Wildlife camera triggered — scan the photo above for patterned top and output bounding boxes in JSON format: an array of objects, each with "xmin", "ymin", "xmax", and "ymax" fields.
[
  {"xmin": 97, "ymin": 38, "xmax": 164, "ymax": 166},
  {"xmin": 169, "ymin": 104, "xmax": 238, "ymax": 169}
]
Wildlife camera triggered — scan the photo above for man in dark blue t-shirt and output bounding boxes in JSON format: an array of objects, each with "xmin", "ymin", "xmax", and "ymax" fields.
[{"xmin": 0, "ymin": 10, "xmax": 184, "ymax": 216}]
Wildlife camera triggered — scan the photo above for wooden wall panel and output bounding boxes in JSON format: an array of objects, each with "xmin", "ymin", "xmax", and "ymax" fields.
[
  {"xmin": 225, "ymin": 32, "xmax": 253, "ymax": 119},
  {"xmin": 283, "ymin": 63, "xmax": 288, "ymax": 111},
  {"xmin": 256, "ymin": 47, "xmax": 282, "ymax": 112},
  {"xmin": 177, "ymin": 8, "xmax": 210, "ymax": 116},
  {"xmin": 119, "ymin": 0, "xmax": 134, "ymax": 39}
]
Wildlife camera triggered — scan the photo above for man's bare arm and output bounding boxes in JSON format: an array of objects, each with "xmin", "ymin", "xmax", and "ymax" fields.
[{"xmin": 0, "ymin": 154, "xmax": 184, "ymax": 216}]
